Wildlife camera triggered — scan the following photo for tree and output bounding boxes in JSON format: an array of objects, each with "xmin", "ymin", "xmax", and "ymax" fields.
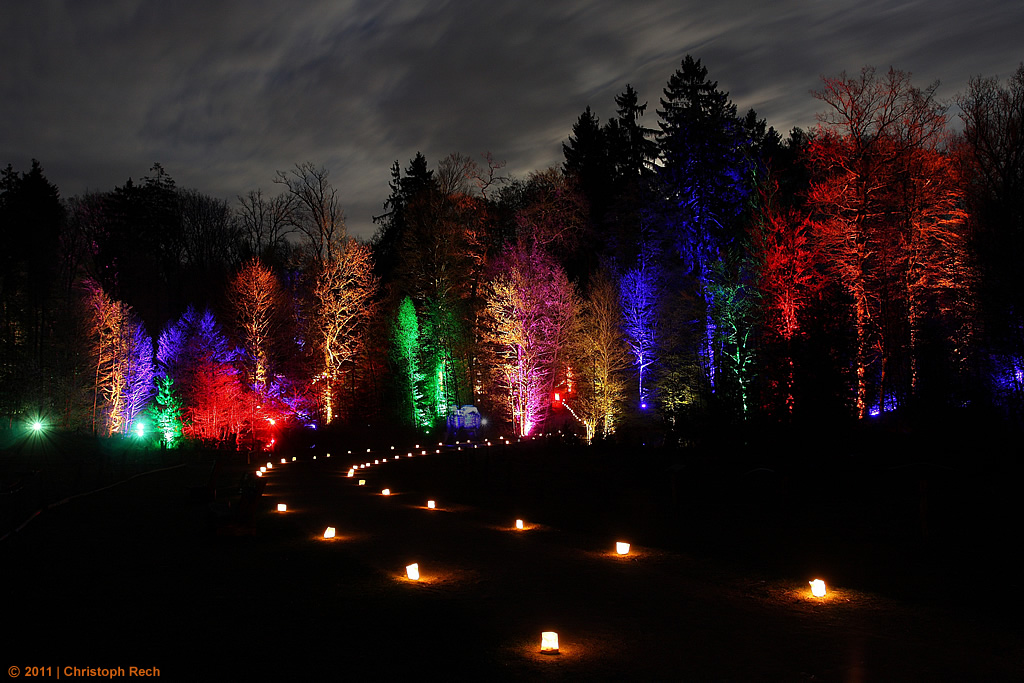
[
  {"xmin": 158, "ymin": 306, "xmax": 242, "ymax": 441},
  {"xmin": 150, "ymin": 374, "xmax": 183, "ymax": 446},
  {"xmin": 571, "ymin": 267, "xmax": 630, "ymax": 440},
  {"xmin": 748, "ymin": 179, "xmax": 817, "ymax": 416},
  {"xmin": 656, "ymin": 55, "xmax": 755, "ymax": 389},
  {"xmin": 276, "ymin": 162, "xmax": 345, "ymax": 261},
  {"xmin": 236, "ymin": 188, "xmax": 295, "ymax": 263},
  {"xmin": 85, "ymin": 281, "xmax": 154, "ymax": 437},
  {"xmin": 620, "ymin": 247, "xmax": 661, "ymax": 409},
  {"xmin": 957, "ymin": 64, "xmax": 1024, "ymax": 412},
  {"xmin": 391, "ymin": 295, "xmax": 428, "ymax": 428},
  {"xmin": 808, "ymin": 66, "xmax": 968, "ymax": 417},
  {"xmin": 481, "ymin": 242, "xmax": 577, "ymax": 436},
  {"xmin": 310, "ymin": 239, "xmax": 378, "ymax": 424},
  {"xmin": 227, "ymin": 258, "xmax": 286, "ymax": 391}
]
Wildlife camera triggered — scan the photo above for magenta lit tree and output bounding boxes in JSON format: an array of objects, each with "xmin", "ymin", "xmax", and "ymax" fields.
[{"xmin": 481, "ymin": 242, "xmax": 577, "ymax": 437}]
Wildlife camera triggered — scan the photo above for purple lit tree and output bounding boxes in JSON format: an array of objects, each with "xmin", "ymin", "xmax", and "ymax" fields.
[{"xmin": 620, "ymin": 250, "xmax": 660, "ymax": 409}]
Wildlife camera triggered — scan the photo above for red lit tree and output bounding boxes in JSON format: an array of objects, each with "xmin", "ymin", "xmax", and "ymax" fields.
[
  {"xmin": 158, "ymin": 307, "xmax": 243, "ymax": 441},
  {"xmin": 748, "ymin": 180, "xmax": 817, "ymax": 415},
  {"xmin": 807, "ymin": 66, "xmax": 968, "ymax": 417}
]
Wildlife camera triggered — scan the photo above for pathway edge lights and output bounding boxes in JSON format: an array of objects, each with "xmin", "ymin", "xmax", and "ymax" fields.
[
  {"xmin": 616, "ymin": 541, "xmax": 630, "ymax": 555},
  {"xmin": 810, "ymin": 579, "xmax": 827, "ymax": 597},
  {"xmin": 540, "ymin": 632, "xmax": 559, "ymax": 654},
  {"xmin": 324, "ymin": 526, "xmax": 336, "ymax": 538},
  {"xmin": 406, "ymin": 563, "xmax": 419, "ymax": 580}
]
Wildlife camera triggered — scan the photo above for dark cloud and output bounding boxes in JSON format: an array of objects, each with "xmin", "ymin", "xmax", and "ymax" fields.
[{"xmin": 2, "ymin": 0, "xmax": 1021, "ymax": 239}]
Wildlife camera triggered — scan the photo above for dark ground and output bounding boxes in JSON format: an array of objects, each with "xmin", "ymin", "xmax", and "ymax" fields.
[{"xmin": 4, "ymin": 433, "xmax": 1023, "ymax": 681}]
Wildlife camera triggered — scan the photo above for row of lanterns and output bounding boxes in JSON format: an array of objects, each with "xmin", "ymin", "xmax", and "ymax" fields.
[{"xmin": 274, "ymin": 437, "xmax": 829, "ymax": 658}]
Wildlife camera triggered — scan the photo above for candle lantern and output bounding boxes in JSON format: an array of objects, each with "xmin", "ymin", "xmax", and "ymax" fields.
[
  {"xmin": 406, "ymin": 563, "xmax": 419, "ymax": 580},
  {"xmin": 810, "ymin": 579, "xmax": 827, "ymax": 597},
  {"xmin": 516, "ymin": 519, "xmax": 524, "ymax": 530},
  {"xmin": 324, "ymin": 527, "xmax": 336, "ymax": 538},
  {"xmin": 427, "ymin": 500, "xmax": 436, "ymax": 509},
  {"xmin": 540, "ymin": 632, "xmax": 559, "ymax": 654},
  {"xmin": 277, "ymin": 504, "xmax": 287, "ymax": 512},
  {"xmin": 616, "ymin": 542, "xmax": 630, "ymax": 555}
]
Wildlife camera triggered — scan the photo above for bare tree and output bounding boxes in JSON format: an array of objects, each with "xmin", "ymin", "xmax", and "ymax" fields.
[
  {"xmin": 236, "ymin": 189, "xmax": 295, "ymax": 259},
  {"xmin": 275, "ymin": 162, "xmax": 345, "ymax": 261}
]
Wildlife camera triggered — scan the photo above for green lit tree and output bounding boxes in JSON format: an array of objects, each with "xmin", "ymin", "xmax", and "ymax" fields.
[{"xmin": 150, "ymin": 374, "xmax": 183, "ymax": 446}]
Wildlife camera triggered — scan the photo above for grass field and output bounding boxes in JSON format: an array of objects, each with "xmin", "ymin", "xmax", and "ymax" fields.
[{"xmin": 4, "ymin": 430, "xmax": 1023, "ymax": 680}]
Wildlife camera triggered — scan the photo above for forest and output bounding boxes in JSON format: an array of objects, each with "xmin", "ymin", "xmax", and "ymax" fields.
[{"xmin": 2, "ymin": 56, "xmax": 1022, "ymax": 448}]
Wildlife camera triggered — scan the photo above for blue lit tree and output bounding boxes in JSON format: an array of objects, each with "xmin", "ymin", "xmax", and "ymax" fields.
[
  {"xmin": 656, "ymin": 55, "xmax": 755, "ymax": 392},
  {"xmin": 620, "ymin": 248, "xmax": 660, "ymax": 409}
]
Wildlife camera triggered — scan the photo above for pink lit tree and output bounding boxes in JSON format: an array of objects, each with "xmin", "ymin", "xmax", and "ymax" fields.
[{"xmin": 481, "ymin": 242, "xmax": 577, "ymax": 436}]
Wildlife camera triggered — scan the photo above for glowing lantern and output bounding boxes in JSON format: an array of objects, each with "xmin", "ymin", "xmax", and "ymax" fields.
[
  {"xmin": 347, "ymin": 470, "xmax": 354, "ymax": 477},
  {"xmin": 374, "ymin": 460, "xmax": 379, "ymax": 464},
  {"xmin": 382, "ymin": 489, "xmax": 391, "ymax": 496},
  {"xmin": 367, "ymin": 448, "xmax": 371, "ymax": 453},
  {"xmin": 256, "ymin": 471, "xmax": 263, "ymax": 477},
  {"xmin": 406, "ymin": 563, "xmax": 419, "ymax": 580},
  {"xmin": 277, "ymin": 504, "xmax": 287, "ymax": 512},
  {"xmin": 391, "ymin": 446, "xmax": 395, "ymax": 450},
  {"xmin": 358, "ymin": 480, "xmax": 365, "ymax": 485},
  {"xmin": 313, "ymin": 455, "xmax": 317, "ymax": 460},
  {"xmin": 326, "ymin": 453, "xmax": 331, "ymax": 458},
  {"xmin": 427, "ymin": 500, "xmax": 436, "ymax": 509},
  {"xmin": 810, "ymin": 579, "xmax": 827, "ymax": 597},
  {"xmin": 616, "ymin": 542, "xmax": 630, "ymax": 555},
  {"xmin": 540, "ymin": 632, "xmax": 559, "ymax": 654},
  {"xmin": 267, "ymin": 462, "xmax": 273, "ymax": 469},
  {"xmin": 259, "ymin": 466, "xmax": 266, "ymax": 473},
  {"xmin": 280, "ymin": 458, "xmax": 286, "ymax": 464},
  {"xmin": 324, "ymin": 527, "xmax": 336, "ymax": 539},
  {"xmin": 516, "ymin": 519, "xmax": 524, "ymax": 530},
  {"xmin": 291, "ymin": 457, "xmax": 296, "ymax": 461}
]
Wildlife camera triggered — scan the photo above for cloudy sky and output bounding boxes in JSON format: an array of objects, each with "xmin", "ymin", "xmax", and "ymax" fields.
[{"xmin": 3, "ymin": 0, "xmax": 1021, "ymax": 239}]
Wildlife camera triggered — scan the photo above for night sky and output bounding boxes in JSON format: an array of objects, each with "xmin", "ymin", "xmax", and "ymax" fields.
[{"xmin": 2, "ymin": 0, "xmax": 1021, "ymax": 239}]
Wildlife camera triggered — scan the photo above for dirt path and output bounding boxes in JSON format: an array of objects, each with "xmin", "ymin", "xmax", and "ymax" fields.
[{"xmin": 5, "ymin": 448, "xmax": 1022, "ymax": 680}]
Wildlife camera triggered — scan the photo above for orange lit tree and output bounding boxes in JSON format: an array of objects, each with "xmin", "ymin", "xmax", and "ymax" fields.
[{"xmin": 310, "ymin": 238, "xmax": 378, "ymax": 424}]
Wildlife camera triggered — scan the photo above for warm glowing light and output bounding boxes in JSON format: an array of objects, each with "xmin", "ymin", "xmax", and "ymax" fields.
[
  {"xmin": 382, "ymin": 489, "xmax": 391, "ymax": 496},
  {"xmin": 324, "ymin": 527, "xmax": 336, "ymax": 538},
  {"xmin": 268, "ymin": 418, "xmax": 276, "ymax": 426},
  {"xmin": 267, "ymin": 462, "xmax": 273, "ymax": 469},
  {"xmin": 347, "ymin": 470, "xmax": 354, "ymax": 477},
  {"xmin": 358, "ymin": 480, "xmax": 365, "ymax": 485},
  {"xmin": 516, "ymin": 519, "xmax": 524, "ymax": 530},
  {"xmin": 256, "ymin": 471, "xmax": 263, "ymax": 477},
  {"xmin": 616, "ymin": 542, "xmax": 630, "ymax": 555},
  {"xmin": 810, "ymin": 579, "xmax": 827, "ymax": 597},
  {"xmin": 406, "ymin": 563, "xmax": 419, "ymax": 580},
  {"xmin": 281, "ymin": 458, "xmax": 286, "ymax": 464},
  {"xmin": 374, "ymin": 459, "xmax": 379, "ymax": 464},
  {"xmin": 541, "ymin": 632, "xmax": 559, "ymax": 653},
  {"xmin": 277, "ymin": 504, "xmax": 287, "ymax": 512},
  {"xmin": 427, "ymin": 500, "xmax": 435, "ymax": 509},
  {"xmin": 367, "ymin": 448, "xmax": 372, "ymax": 453},
  {"xmin": 292, "ymin": 457, "xmax": 296, "ymax": 461},
  {"xmin": 259, "ymin": 466, "xmax": 266, "ymax": 472}
]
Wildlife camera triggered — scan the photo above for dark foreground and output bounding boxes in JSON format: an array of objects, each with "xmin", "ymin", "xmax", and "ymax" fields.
[{"xmin": 4, "ymin": 439, "xmax": 1023, "ymax": 681}]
